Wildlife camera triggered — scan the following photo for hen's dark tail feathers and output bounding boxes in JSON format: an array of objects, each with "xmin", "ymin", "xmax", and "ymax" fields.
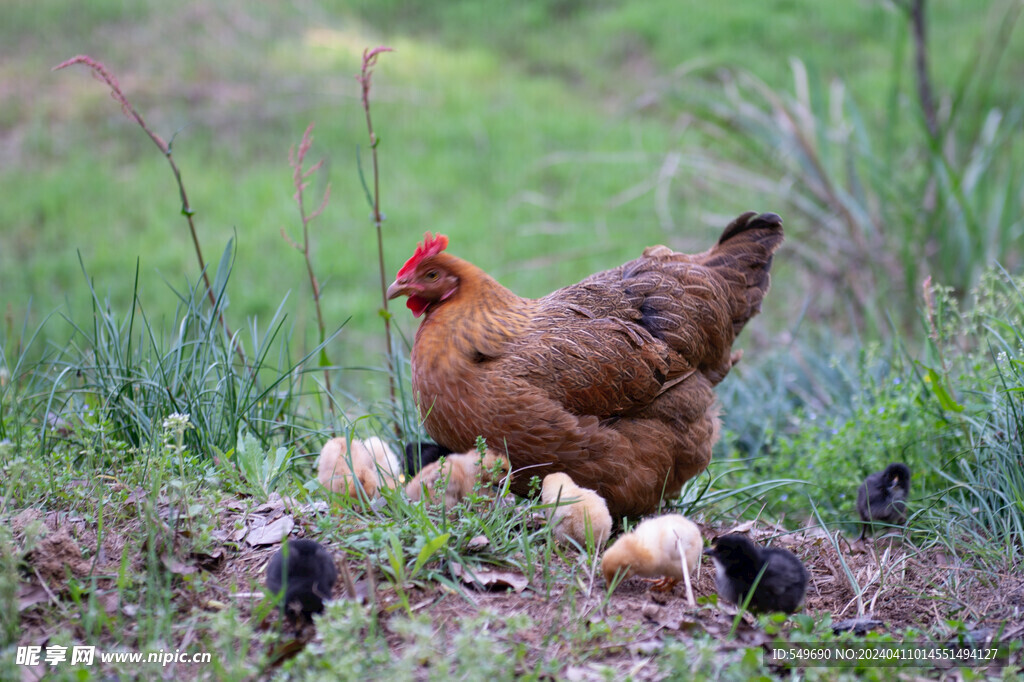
[{"xmin": 702, "ymin": 211, "xmax": 784, "ymax": 335}]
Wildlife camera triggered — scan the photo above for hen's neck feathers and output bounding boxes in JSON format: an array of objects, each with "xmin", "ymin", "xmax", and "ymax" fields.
[{"xmin": 418, "ymin": 254, "xmax": 533, "ymax": 358}]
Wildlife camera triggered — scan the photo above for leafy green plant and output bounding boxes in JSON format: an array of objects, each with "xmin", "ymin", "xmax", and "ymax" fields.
[
  {"xmin": 204, "ymin": 603, "xmax": 268, "ymax": 681},
  {"xmin": 232, "ymin": 427, "xmax": 294, "ymax": 499},
  {"xmin": 294, "ymin": 602, "xmax": 541, "ymax": 681},
  {"xmin": 659, "ymin": 634, "xmax": 776, "ymax": 682},
  {"xmin": 381, "ymin": 528, "xmax": 450, "ymax": 614},
  {"xmin": 711, "ymin": 265, "xmax": 1024, "ymax": 576},
  {"xmin": 918, "ymin": 269, "xmax": 1024, "ymax": 566}
]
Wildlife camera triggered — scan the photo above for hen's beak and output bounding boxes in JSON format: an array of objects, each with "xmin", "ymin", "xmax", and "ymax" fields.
[
  {"xmin": 702, "ymin": 547, "xmax": 714, "ymax": 556},
  {"xmin": 386, "ymin": 280, "xmax": 405, "ymax": 300}
]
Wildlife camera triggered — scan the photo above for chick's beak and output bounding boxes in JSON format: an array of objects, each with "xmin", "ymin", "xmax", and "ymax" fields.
[
  {"xmin": 386, "ymin": 280, "xmax": 406, "ymax": 300},
  {"xmin": 702, "ymin": 547, "xmax": 714, "ymax": 556}
]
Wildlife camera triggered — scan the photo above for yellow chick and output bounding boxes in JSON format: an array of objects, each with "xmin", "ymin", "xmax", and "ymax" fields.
[
  {"xmin": 602, "ymin": 514, "xmax": 702, "ymax": 599},
  {"xmin": 405, "ymin": 449, "xmax": 508, "ymax": 508},
  {"xmin": 541, "ymin": 473, "xmax": 612, "ymax": 548},
  {"xmin": 361, "ymin": 437, "xmax": 402, "ymax": 489},
  {"xmin": 317, "ymin": 436, "xmax": 402, "ymax": 498}
]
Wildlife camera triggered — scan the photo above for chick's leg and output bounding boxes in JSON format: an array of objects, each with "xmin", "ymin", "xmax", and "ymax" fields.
[{"xmin": 644, "ymin": 577, "xmax": 678, "ymax": 592}]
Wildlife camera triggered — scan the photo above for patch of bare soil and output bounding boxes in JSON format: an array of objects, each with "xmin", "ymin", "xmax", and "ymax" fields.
[
  {"xmin": 255, "ymin": 518, "xmax": 1022, "ymax": 679},
  {"xmin": 12, "ymin": 499, "xmax": 1023, "ymax": 680}
]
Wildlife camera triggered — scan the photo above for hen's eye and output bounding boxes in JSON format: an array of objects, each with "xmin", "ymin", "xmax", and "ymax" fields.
[{"xmin": 425, "ymin": 270, "xmax": 440, "ymax": 281}]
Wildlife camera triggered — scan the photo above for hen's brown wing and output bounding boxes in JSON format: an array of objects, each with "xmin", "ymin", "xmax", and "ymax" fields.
[
  {"xmin": 494, "ymin": 211, "xmax": 781, "ymax": 430},
  {"xmin": 580, "ymin": 212, "xmax": 783, "ymax": 381},
  {"xmin": 579, "ymin": 254, "xmax": 737, "ymax": 378},
  {"xmin": 498, "ymin": 283, "xmax": 683, "ymax": 419}
]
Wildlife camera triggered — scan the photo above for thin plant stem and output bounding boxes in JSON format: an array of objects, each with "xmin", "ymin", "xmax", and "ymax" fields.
[
  {"xmin": 283, "ymin": 122, "xmax": 335, "ymax": 416},
  {"xmin": 356, "ymin": 46, "xmax": 401, "ymax": 436},
  {"xmin": 52, "ymin": 55, "xmax": 246, "ymax": 366},
  {"xmin": 896, "ymin": 0, "xmax": 938, "ymax": 139}
]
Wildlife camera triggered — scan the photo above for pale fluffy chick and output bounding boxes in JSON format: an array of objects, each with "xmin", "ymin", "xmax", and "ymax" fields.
[
  {"xmin": 361, "ymin": 437, "xmax": 403, "ymax": 489},
  {"xmin": 405, "ymin": 449, "xmax": 508, "ymax": 508},
  {"xmin": 602, "ymin": 514, "xmax": 702, "ymax": 596},
  {"xmin": 317, "ymin": 437, "xmax": 402, "ymax": 498},
  {"xmin": 541, "ymin": 473, "xmax": 612, "ymax": 548}
]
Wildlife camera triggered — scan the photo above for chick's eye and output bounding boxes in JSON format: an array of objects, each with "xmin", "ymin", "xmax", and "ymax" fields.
[{"xmin": 425, "ymin": 270, "xmax": 440, "ymax": 281}]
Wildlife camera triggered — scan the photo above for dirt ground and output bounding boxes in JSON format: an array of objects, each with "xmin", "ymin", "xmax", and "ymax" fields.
[{"xmin": 13, "ymin": 498, "xmax": 1024, "ymax": 680}]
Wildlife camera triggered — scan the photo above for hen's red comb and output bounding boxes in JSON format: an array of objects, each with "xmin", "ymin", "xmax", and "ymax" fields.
[{"xmin": 396, "ymin": 232, "xmax": 449, "ymax": 278}]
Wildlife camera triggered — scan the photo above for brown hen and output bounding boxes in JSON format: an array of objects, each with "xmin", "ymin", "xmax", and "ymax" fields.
[{"xmin": 386, "ymin": 212, "xmax": 783, "ymax": 518}]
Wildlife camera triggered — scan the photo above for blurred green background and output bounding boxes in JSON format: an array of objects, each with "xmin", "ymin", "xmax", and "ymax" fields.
[{"xmin": 2, "ymin": 0, "xmax": 1022, "ymax": 399}]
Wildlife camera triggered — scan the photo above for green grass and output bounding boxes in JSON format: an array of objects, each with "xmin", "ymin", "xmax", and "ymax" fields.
[
  {"xmin": 4, "ymin": 2, "xmax": 1024, "ymax": 679},
  {"xmin": 708, "ymin": 267, "xmax": 1024, "ymax": 564},
  {"xmin": 4, "ymin": 0, "xmax": 1024, "ymax": 375},
  {"xmin": 4, "ymin": 260, "xmax": 1024, "ymax": 678}
]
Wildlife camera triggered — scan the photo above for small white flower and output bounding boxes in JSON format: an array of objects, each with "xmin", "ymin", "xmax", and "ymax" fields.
[{"xmin": 162, "ymin": 413, "xmax": 193, "ymax": 432}]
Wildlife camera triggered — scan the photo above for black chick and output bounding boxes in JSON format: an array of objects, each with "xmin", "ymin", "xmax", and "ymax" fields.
[
  {"xmin": 703, "ymin": 534, "xmax": 808, "ymax": 614},
  {"xmin": 856, "ymin": 463, "xmax": 911, "ymax": 540},
  {"xmin": 404, "ymin": 441, "xmax": 452, "ymax": 476},
  {"xmin": 266, "ymin": 539, "xmax": 337, "ymax": 625}
]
